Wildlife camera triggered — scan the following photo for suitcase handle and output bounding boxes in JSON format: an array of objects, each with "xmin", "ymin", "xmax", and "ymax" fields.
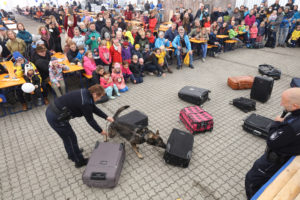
[
  {"xmin": 91, "ymin": 172, "xmax": 106, "ymax": 180},
  {"xmin": 253, "ymin": 130, "xmax": 262, "ymax": 136}
]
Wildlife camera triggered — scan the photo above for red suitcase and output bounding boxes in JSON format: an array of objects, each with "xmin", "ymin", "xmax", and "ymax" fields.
[{"xmin": 179, "ymin": 106, "xmax": 214, "ymax": 134}]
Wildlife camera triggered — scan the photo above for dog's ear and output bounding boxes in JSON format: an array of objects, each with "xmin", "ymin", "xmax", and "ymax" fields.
[{"xmin": 156, "ymin": 130, "xmax": 159, "ymax": 136}]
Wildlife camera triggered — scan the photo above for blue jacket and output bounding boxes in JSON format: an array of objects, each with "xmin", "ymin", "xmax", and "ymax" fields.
[
  {"xmin": 164, "ymin": 27, "xmax": 178, "ymax": 42},
  {"xmin": 17, "ymin": 30, "xmax": 32, "ymax": 44},
  {"xmin": 154, "ymin": 37, "xmax": 170, "ymax": 49},
  {"xmin": 75, "ymin": 48, "xmax": 87, "ymax": 62},
  {"xmin": 280, "ymin": 15, "xmax": 290, "ymax": 29},
  {"xmin": 172, "ymin": 35, "xmax": 192, "ymax": 54}
]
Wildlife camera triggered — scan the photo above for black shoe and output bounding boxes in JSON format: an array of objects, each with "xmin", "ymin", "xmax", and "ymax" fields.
[
  {"xmin": 75, "ymin": 158, "xmax": 88, "ymax": 168},
  {"xmin": 189, "ymin": 64, "xmax": 194, "ymax": 69}
]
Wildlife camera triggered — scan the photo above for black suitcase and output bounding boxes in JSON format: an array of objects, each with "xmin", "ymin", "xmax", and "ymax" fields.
[
  {"xmin": 163, "ymin": 128, "xmax": 194, "ymax": 168},
  {"xmin": 243, "ymin": 113, "xmax": 274, "ymax": 139},
  {"xmin": 258, "ymin": 64, "xmax": 281, "ymax": 80},
  {"xmin": 178, "ymin": 86, "xmax": 210, "ymax": 105},
  {"xmin": 231, "ymin": 97, "xmax": 256, "ymax": 113},
  {"xmin": 290, "ymin": 78, "xmax": 300, "ymax": 87},
  {"xmin": 250, "ymin": 76, "xmax": 274, "ymax": 103},
  {"xmin": 117, "ymin": 110, "xmax": 148, "ymax": 128}
]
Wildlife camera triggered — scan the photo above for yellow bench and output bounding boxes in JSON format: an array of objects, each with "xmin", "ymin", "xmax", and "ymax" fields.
[{"xmin": 82, "ymin": 73, "xmax": 92, "ymax": 79}]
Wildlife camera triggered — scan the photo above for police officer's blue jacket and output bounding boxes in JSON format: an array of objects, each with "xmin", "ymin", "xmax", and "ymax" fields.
[
  {"xmin": 267, "ymin": 109, "xmax": 300, "ymax": 156},
  {"xmin": 54, "ymin": 88, "xmax": 108, "ymax": 133}
]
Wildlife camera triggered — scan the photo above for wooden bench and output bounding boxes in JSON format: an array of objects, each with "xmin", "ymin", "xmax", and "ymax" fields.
[
  {"xmin": 82, "ymin": 73, "xmax": 92, "ymax": 88},
  {"xmin": 82, "ymin": 73, "xmax": 92, "ymax": 79},
  {"xmin": 224, "ymin": 40, "xmax": 237, "ymax": 52},
  {"xmin": 252, "ymin": 156, "xmax": 300, "ymax": 200}
]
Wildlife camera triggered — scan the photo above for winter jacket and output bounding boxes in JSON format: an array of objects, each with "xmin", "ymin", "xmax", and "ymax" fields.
[
  {"xmin": 64, "ymin": 15, "xmax": 77, "ymax": 38},
  {"xmin": 218, "ymin": 27, "xmax": 228, "ymax": 35},
  {"xmin": 258, "ymin": 27, "xmax": 265, "ymax": 36},
  {"xmin": 291, "ymin": 30, "xmax": 300, "ymax": 41},
  {"xmin": 41, "ymin": 35, "xmax": 55, "ymax": 51},
  {"xmin": 250, "ymin": 27, "xmax": 258, "ymax": 39},
  {"xmin": 146, "ymin": 34, "xmax": 155, "ymax": 44},
  {"xmin": 229, "ymin": 29, "xmax": 238, "ymax": 39},
  {"xmin": 100, "ymin": 26, "xmax": 112, "ymax": 40},
  {"xmin": 245, "ymin": 15, "xmax": 256, "ymax": 27},
  {"xmin": 72, "ymin": 35, "xmax": 86, "ymax": 47},
  {"xmin": 124, "ymin": 10, "xmax": 133, "ymax": 20},
  {"xmin": 155, "ymin": 38, "xmax": 170, "ymax": 49},
  {"xmin": 129, "ymin": 62, "xmax": 142, "ymax": 78},
  {"xmin": 24, "ymin": 74, "xmax": 40, "ymax": 86},
  {"xmin": 111, "ymin": 71, "xmax": 126, "ymax": 90},
  {"xmin": 121, "ymin": 65, "xmax": 132, "ymax": 75},
  {"xmin": 136, "ymin": 38, "xmax": 149, "ymax": 51},
  {"xmin": 109, "ymin": 45, "xmax": 122, "ymax": 63},
  {"xmin": 17, "ymin": 30, "xmax": 33, "ymax": 44},
  {"xmin": 83, "ymin": 56, "xmax": 97, "ymax": 75},
  {"xmin": 67, "ymin": 49, "xmax": 79, "ymax": 63},
  {"xmin": 131, "ymin": 49, "xmax": 143, "ymax": 59},
  {"xmin": 149, "ymin": 17, "xmax": 157, "ymax": 33},
  {"xmin": 100, "ymin": 77, "xmax": 113, "ymax": 88},
  {"xmin": 99, "ymin": 46, "xmax": 111, "ymax": 65},
  {"xmin": 91, "ymin": 70, "xmax": 101, "ymax": 85},
  {"xmin": 75, "ymin": 49, "xmax": 86, "ymax": 62},
  {"xmin": 208, "ymin": 33, "xmax": 218, "ymax": 45},
  {"xmin": 49, "ymin": 64, "xmax": 67, "ymax": 84},
  {"xmin": 6, "ymin": 38, "xmax": 26, "ymax": 55},
  {"xmin": 122, "ymin": 46, "xmax": 132, "ymax": 61},
  {"xmin": 165, "ymin": 28, "xmax": 178, "ymax": 42},
  {"xmin": 280, "ymin": 15, "xmax": 291, "ymax": 29},
  {"xmin": 273, "ymin": 13, "xmax": 284, "ymax": 32},
  {"xmin": 188, "ymin": 28, "xmax": 201, "ymax": 38},
  {"xmin": 96, "ymin": 19, "xmax": 106, "ymax": 33},
  {"xmin": 155, "ymin": 51, "xmax": 166, "ymax": 65},
  {"xmin": 172, "ymin": 34, "xmax": 192, "ymax": 54},
  {"xmin": 85, "ymin": 30, "xmax": 101, "ymax": 51}
]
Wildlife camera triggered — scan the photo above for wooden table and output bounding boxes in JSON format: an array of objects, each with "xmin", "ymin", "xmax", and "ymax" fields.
[
  {"xmin": 162, "ymin": 22, "xmax": 172, "ymax": 25},
  {"xmin": 159, "ymin": 25, "xmax": 170, "ymax": 32},
  {"xmin": 0, "ymin": 61, "xmax": 25, "ymax": 89},
  {"xmin": 125, "ymin": 20, "xmax": 143, "ymax": 26},
  {"xmin": 189, "ymin": 38, "xmax": 207, "ymax": 44},
  {"xmin": 216, "ymin": 35, "xmax": 229, "ymax": 39},
  {"xmin": 52, "ymin": 53, "xmax": 84, "ymax": 74},
  {"xmin": 3, "ymin": 20, "xmax": 15, "ymax": 25}
]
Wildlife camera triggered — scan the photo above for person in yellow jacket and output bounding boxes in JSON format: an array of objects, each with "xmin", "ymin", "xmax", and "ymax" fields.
[
  {"xmin": 6, "ymin": 30, "xmax": 26, "ymax": 56},
  {"xmin": 290, "ymin": 25, "xmax": 300, "ymax": 47},
  {"xmin": 13, "ymin": 51, "xmax": 41, "ymax": 81},
  {"xmin": 155, "ymin": 46, "xmax": 166, "ymax": 66}
]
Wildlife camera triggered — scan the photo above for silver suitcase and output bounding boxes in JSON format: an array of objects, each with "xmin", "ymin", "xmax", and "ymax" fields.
[{"xmin": 82, "ymin": 142, "xmax": 125, "ymax": 188}]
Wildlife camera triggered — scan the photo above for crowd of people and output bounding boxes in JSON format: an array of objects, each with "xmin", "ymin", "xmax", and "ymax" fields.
[{"xmin": 0, "ymin": 0, "xmax": 299, "ymax": 111}]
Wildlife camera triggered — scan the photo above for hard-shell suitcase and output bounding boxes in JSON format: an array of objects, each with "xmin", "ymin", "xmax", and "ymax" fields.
[
  {"xmin": 250, "ymin": 76, "xmax": 274, "ymax": 103},
  {"xmin": 163, "ymin": 129, "xmax": 194, "ymax": 168},
  {"xmin": 258, "ymin": 64, "xmax": 281, "ymax": 80},
  {"xmin": 290, "ymin": 78, "xmax": 300, "ymax": 87},
  {"xmin": 227, "ymin": 76, "xmax": 254, "ymax": 90},
  {"xmin": 231, "ymin": 97, "xmax": 256, "ymax": 113},
  {"xmin": 179, "ymin": 105, "xmax": 214, "ymax": 134},
  {"xmin": 243, "ymin": 113, "xmax": 274, "ymax": 139},
  {"xmin": 117, "ymin": 110, "xmax": 148, "ymax": 128},
  {"xmin": 82, "ymin": 142, "xmax": 125, "ymax": 188},
  {"xmin": 178, "ymin": 86, "xmax": 210, "ymax": 105}
]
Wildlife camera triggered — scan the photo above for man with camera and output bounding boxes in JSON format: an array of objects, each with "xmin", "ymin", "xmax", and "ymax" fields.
[
  {"xmin": 245, "ymin": 88, "xmax": 300, "ymax": 199},
  {"xmin": 45, "ymin": 85, "xmax": 114, "ymax": 168}
]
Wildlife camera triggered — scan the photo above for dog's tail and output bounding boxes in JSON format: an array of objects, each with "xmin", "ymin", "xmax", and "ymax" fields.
[{"xmin": 113, "ymin": 105, "xmax": 130, "ymax": 120}]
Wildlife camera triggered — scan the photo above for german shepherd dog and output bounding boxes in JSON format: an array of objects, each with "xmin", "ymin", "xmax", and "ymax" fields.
[{"xmin": 108, "ymin": 105, "xmax": 166, "ymax": 159}]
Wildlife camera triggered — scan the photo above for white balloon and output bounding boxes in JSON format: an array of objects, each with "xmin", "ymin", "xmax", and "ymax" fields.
[{"xmin": 21, "ymin": 83, "xmax": 35, "ymax": 93}]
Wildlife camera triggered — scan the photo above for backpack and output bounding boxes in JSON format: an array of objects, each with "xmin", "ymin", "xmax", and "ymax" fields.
[
  {"xmin": 258, "ymin": 64, "xmax": 281, "ymax": 80},
  {"xmin": 230, "ymin": 97, "xmax": 256, "ymax": 113}
]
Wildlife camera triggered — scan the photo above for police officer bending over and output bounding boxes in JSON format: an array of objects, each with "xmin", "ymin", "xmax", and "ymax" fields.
[
  {"xmin": 46, "ymin": 85, "xmax": 114, "ymax": 168},
  {"xmin": 245, "ymin": 88, "xmax": 300, "ymax": 199}
]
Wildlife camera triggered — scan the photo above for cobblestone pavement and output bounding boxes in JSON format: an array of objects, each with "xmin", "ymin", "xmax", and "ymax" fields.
[{"xmin": 0, "ymin": 15, "xmax": 300, "ymax": 200}]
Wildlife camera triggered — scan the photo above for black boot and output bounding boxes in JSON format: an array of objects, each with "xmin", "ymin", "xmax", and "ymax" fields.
[
  {"xmin": 68, "ymin": 148, "xmax": 84, "ymax": 160},
  {"xmin": 75, "ymin": 158, "xmax": 88, "ymax": 168}
]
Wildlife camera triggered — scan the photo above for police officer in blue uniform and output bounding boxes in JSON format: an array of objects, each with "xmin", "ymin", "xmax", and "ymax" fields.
[
  {"xmin": 245, "ymin": 88, "xmax": 300, "ymax": 199},
  {"xmin": 46, "ymin": 85, "xmax": 114, "ymax": 168}
]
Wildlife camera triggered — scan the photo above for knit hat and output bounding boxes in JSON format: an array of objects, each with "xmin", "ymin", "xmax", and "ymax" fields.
[
  {"xmin": 24, "ymin": 63, "xmax": 34, "ymax": 76},
  {"xmin": 13, "ymin": 51, "xmax": 24, "ymax": 60},
  {"xmin": 0, "ymin": 27, "xmax": 7, "ymax": 31},
  {"xmin": 135, "ymin": 44, "xmax": 140, "ymax": 49},
  {"xmin": 123, "ymin": 41, "xmax": 129, "ymax": 46}
]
